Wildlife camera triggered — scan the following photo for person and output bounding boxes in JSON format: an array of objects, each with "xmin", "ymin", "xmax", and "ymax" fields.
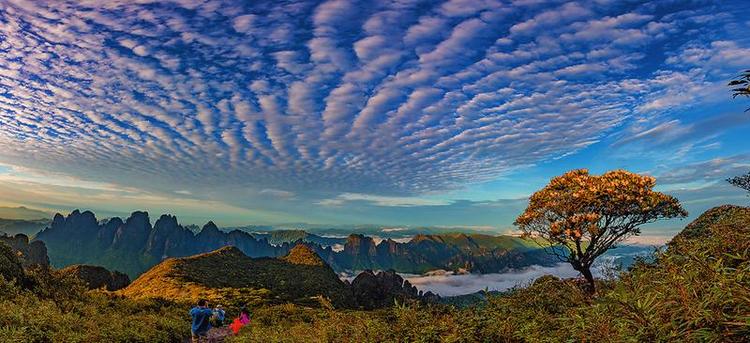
[
  {"xmin": 212, "ymin": 305, "xmax": 226, "ymax": 327},
  {"xmin": 230, "ymin": 306, "xmax": 252, "ymax": 335},
  {"xmin": 239, "ymin": 307, "xmax": 251, "ymax": 325},
  {"xmin": 189, "ymin": 299, "xmax": 213, "ymax": 343}
]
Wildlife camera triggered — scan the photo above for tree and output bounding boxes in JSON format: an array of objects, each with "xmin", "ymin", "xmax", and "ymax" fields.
[
  {"xmin": 727, "ymin": 172, "xmax": 750, "ymax": 197},
  {"xmin": 514, "ymin": 169, "xmax": 687, "ymax": 293},
  {"xmin": 729, "ymin": 69, "xmax": 750, "ymax": 111}
]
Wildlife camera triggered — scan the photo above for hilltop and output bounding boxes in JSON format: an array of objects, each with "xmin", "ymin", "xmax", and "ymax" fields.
[
  {"xmin": 121, "ymin": 245, "xmax": 353, "ymax": 308},
  {"xmin": 283, "ymin": 244, "xmax": 328, "ymax": 266}
]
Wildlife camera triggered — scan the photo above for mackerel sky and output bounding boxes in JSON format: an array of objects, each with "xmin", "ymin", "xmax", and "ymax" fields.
[{"xmin": 0, "ymin": 0, "xmax": 749, "ymax": 234}]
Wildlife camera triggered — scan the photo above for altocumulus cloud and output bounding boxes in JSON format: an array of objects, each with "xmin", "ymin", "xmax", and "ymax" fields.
[{"xmin": 0, "ymin": 0, "xmax": 748, "ymax": 222}]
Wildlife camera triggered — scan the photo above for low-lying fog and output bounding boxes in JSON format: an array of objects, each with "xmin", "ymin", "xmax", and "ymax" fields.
[
  {"xmin": 343, "ymin": 245, "xmax": 656, "ymax": 297},
  {"xmin": 401, "ymin": 263, "xmax": 584, "ymax": 297}
]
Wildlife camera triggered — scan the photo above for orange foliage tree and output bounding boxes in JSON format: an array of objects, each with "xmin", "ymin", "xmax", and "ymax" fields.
[
  {"xmin": 515, "ymin": 169, "xmax": 687, "ymax": 293},
  {"xmin": 729, "ymin": 69, "xmax": 750, "ymax": 111}
]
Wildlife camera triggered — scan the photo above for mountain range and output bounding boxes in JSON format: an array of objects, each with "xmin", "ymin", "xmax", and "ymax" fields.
[
  {"xmin": 0, "ymin": 206, "xmax": 50, "ymax": 220},
  {"xmin": 0, "ymin": 218, "xmax": 50, "ymax": 237},
  {"xmin": 34, "ymin": 210, "xmax": 556, "ymax": 279}
]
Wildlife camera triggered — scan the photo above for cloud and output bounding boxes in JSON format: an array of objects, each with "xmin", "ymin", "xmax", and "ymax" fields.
[
  {"xmin": 0, "ymin": 0, "xmax": 746, "ymax": 225},
  {"xmin": 613, "ymin": 111, "xmax": 750, "ymax": 161},
  {"xmin": 655, "ymin": 154, "xmax": 750, "ymax": 186},
  {"xmin": 319, "ymin": 193, "xmax": 451, "ymax": 207},
  {"xmin": 399, "ymin": 261, "xmax": 617, "ymax": 296}
]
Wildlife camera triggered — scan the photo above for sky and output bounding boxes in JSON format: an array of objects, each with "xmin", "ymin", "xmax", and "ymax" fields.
[{"xmin": 0, "ymin": 0, "xmax": 749, "ymax": 239}]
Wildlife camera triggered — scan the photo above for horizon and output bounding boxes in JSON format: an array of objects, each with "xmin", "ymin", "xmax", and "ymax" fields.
[{"xmin": 1, "ymin": 0, "xmax": 749, "ymax": 244}]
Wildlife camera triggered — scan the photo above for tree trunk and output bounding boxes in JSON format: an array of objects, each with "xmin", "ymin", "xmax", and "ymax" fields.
[{"xmin": 579, "ymin": 266, "xmax": 596, "ymax": 295}]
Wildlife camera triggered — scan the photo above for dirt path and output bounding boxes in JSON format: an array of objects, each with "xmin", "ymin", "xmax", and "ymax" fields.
[{"xmin": 184, "ymin": 327, "xmax": 234, "ymax": 343}]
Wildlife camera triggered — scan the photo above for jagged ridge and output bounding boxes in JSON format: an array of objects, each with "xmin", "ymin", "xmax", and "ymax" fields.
[{"xmin": 35, "ymin": 210, "xmax": 555, "ymax": 280}]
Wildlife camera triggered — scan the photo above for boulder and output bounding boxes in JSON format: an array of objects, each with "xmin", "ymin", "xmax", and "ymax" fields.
[{"xmin": 60, "ymin": 265, "xmax": 131, "ymax": 291}]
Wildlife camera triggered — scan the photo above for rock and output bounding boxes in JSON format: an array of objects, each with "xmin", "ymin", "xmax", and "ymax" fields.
[
  {"xmin": 350, "ymin": 269, "xmax": 431, "ymax": 309},
  {"xmin": 0, "ymin": 242, "xmax": 26, "ymax": 285},
  {"xmin": 60, "ymin": 264, "xmax": 131, "ymax": 291},
  {"xmin": 0, "ymin": 233, "xmax": 49, "ymax": 267}
]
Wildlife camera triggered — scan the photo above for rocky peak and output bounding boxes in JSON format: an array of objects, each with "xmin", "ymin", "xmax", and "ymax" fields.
[
  {"xmin": 200, "ymin": 221, "xmax": 220, "ymax": 234},
  {"xmin": 283, "ymin": 244, "xmax": 326, "ymax": 266},
  {"xmin": 350, "ymin": 269, "xmax": 432, "ymax": 309},
  {"xmin": 40, "ymin": 210, "xmax": 99, "ymax": 240},
  {"xmin": 125, "ymin": 211, "xmax": 150, "ymax": 228},
  {"xmin": 154, "ymin": 214, "xmax": 179, "ymax": 229},
  {"xmin": 0, "ymin": 233, "xmax": 49, "ymax": 267},
  {"xmin": 344, "ymin": 234, "xmax": 377, "ymax": 256},
  {"xmin": 61, "ymin": 264, "xmax": 131, "ymax": 291},
  {"xmin": 112, "ymin": 211, "xmax": 152, "ymax": 249},
  {"xmin": 52, "ymin": 213, "xmax": 65, "ymax": 226}
]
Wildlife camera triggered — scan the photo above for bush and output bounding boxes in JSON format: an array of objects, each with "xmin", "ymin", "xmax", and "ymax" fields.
[{"xmin": 0, "ymin": 268, "xmax": 188, "ymax": 343}]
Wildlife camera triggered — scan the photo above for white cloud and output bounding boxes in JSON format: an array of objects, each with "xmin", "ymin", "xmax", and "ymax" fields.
[{"xmin": 0, "ymin": 0, "xmax": 745, "ymax": 223}]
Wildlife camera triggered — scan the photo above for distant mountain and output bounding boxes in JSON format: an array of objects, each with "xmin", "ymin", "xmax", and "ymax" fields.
[
  {"xmin": 36, "ymin": 210, "xmax": 285, "ymax": 278},
  {"xmin": 0, "ymin": 206, "xmax": 50, "ymax": 220},
  {"xmin": 35, "ymin": 210, "xmax": 556, "ymax": 280},
  {"xmin": 316, "ymin": 232, "xmax": 555, "ymax": 274},
  {"xmin": 249, "ymin": 229, "xmax": 346, "ymax": 247},
  {"xmin": 228, "ymin": 223, "xmax": 499, "ymax": 241},
  {"xmin": 121, "ymin": 245, "xmax": 353, "ymax": 308},
  {"xmin": 0, "ymin": 218, "xmax": 50, "ymax": 236}
]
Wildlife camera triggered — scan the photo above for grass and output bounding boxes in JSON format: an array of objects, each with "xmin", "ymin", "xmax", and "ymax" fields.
[
  {"xmin": 121, "ymin": 246, "xmax": 353, "ymax": 309},
  {"xmin": 227, "ymin": 205, "xmax": 750, "ymax": 342},
  {"xmin": 0, "ymin": 267, "xmax": 188, "ymax": 343}
]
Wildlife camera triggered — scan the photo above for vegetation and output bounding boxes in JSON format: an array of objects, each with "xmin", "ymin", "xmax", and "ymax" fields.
[
  {"xmin": 729, "ymin": 69, "xmax": 750, "ymax": 111},
  {"xmin": 0, "ymin": 245, "xmax": 188, "ymax": 342},
  {"xmin": 515, "ymin": 169, "xmax": 687, "ymax": 292},
  {"xmin": 727, "ymin": 172, "xmax": 750, "ymax": 198},
  {"xmin": 725, "ymin": 69, "xmax": 750, "ymax": 198},
  {"xmin": 120, "ymin": 245, "xmax": 352, "ymax": 308},
  {"xmin": 228, "ymin": 205, "xmax": 750, "ymax": 342}
]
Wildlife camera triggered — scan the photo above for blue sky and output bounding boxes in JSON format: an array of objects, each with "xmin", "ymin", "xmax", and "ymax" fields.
[{"xmin": 0, "ymin": 0, "xmax": 748, "ymax": 240}]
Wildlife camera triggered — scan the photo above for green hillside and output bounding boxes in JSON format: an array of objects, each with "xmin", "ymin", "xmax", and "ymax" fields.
[{"xmin": 121, "ymin": 245, "xmax": 352, "ymax": 308}]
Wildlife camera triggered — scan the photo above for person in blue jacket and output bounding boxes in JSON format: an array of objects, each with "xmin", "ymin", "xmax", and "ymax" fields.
[
  {"xmin": 213, "ymin": 304, "xmax": 226, "ymax": 327},
  {"xmin": 190, "ymin": 299, "xmax": 213, "ymax": 342}
]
